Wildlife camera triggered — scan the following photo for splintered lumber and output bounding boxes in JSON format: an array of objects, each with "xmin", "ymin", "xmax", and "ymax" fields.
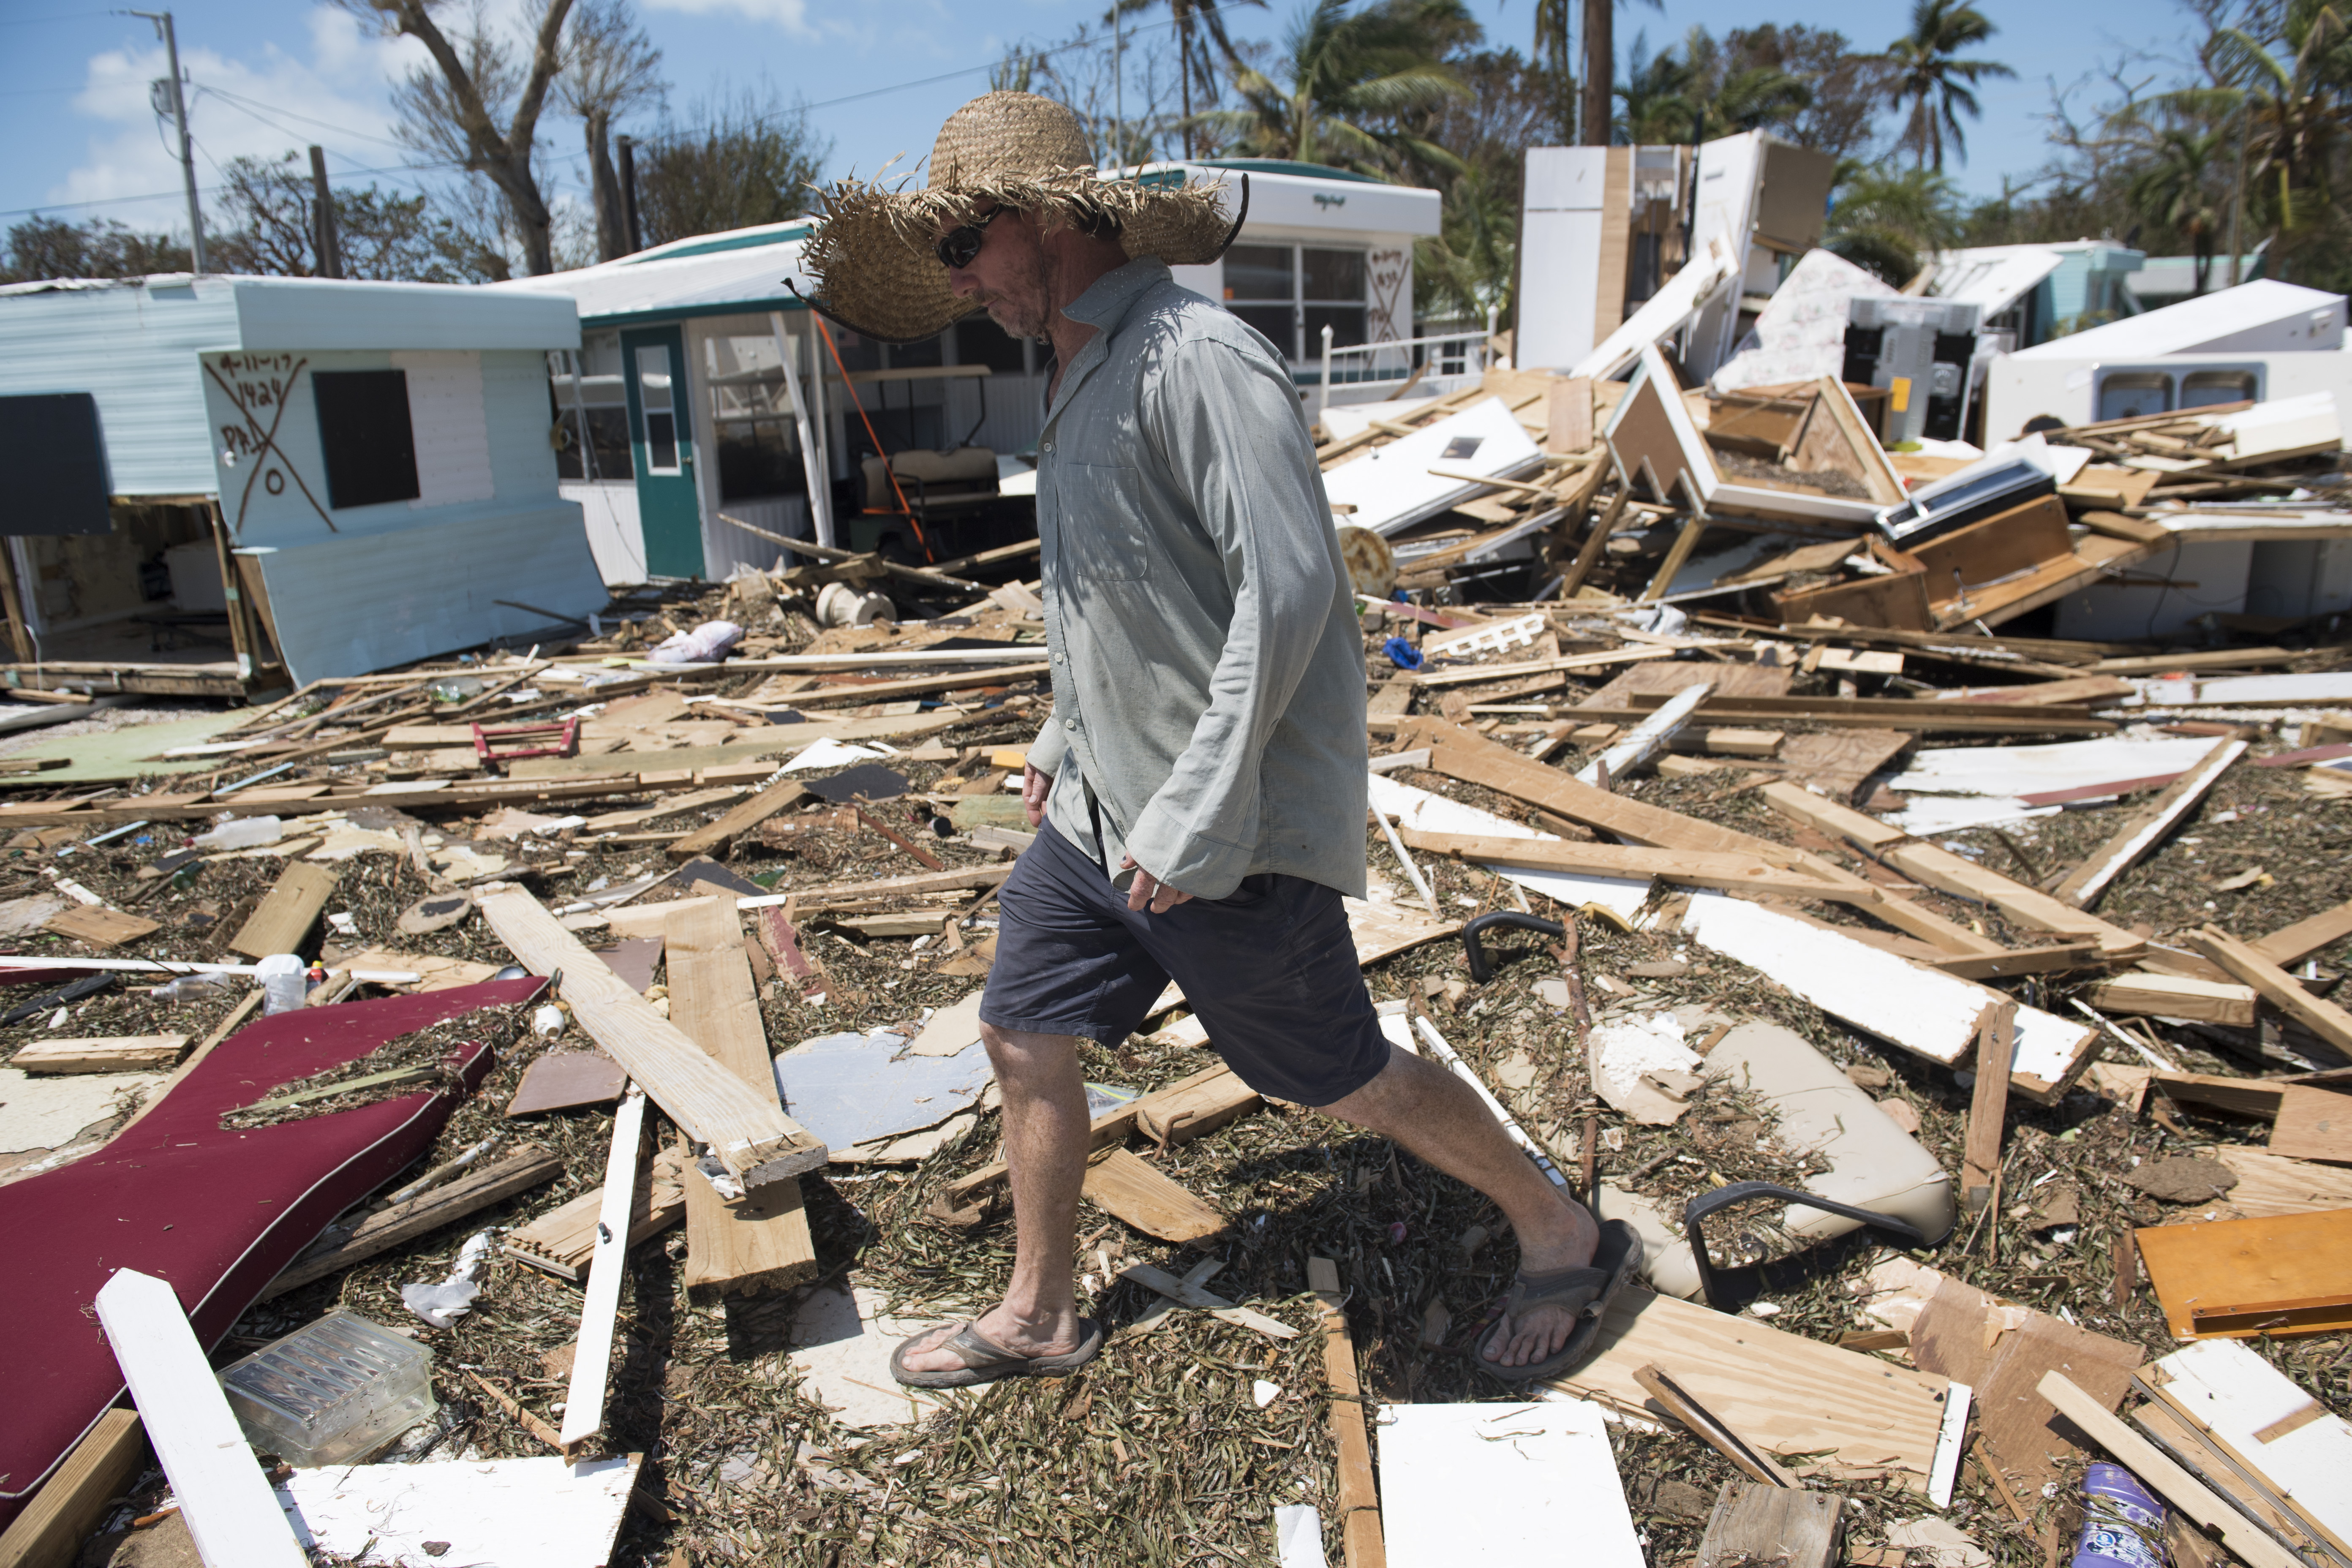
[
  {"xmin": 478, "ymin": 887, "xmax": 825, "ymax": 1193},
  {"xmin": 41, "ymin": 906, "xmax": 160, "ymax": 949},
  {"xmin": 0, "ymin": 1408, "xmax": 144, "ymax": 1568},
  {"xmin": 2053, "ymin": 739, "xmax": 2246, "ymax": 908},
  {"xmin": 1697, "ymin": 1482, "xmax": 1842, "ymax": 1568},
  {"xmin": 1680, "ymin": 892, "xmax": 2096, "ymax": 1102},
  {"xmin": 931, "ymin": 1064, "xmax": 1259, "ymax": 1223},
  {"xmin": 91, "ymin": 1270, "xmax": 309, "ymax": 1567},
  {"xmin": 2252, "ymin": 898, "xmax": 2352, "ymax": 966},
  {"xmin": 664, "ymin": 775, "xmax": 807, "ymax": 862},
  {"xmin": 1552, "ymin": 1287, "xmax": 1952, "ymax": 1487},
  {"xmin": 2086, "ymin": 972, "xmax": 2258, "ymax": 1026},
  {"xmin": 1924, "ymin": 942, "xmax": 2102, "ymax": 979},
  {"xmin": 736, "ymin": 864, "xmax": 1014, "ymax": 909},
  {"xmin": 12, "ymin": 1035, "xmax": 186, "ymax": 1075},
  {"xmin": 2135, "ymin": 1209, "xmax": 2352, "ymax": 1339},
  {"xmin": 1759, "ymin": 781, "xmax": 2145, "ymax": 960},
  {"xmin": 1308, "ymin": 1258, "xmax": 1385, "ymax": 1568},
  {"xmin": 2209, "ymin": 1147, "xmax": 2352, "ymax": 1217},
  {"xmin": 504, "ymin": 1144, "xmax": 689, "ymax": 1279},
  {"xmin": 1633, "ymin": 1367, "xmax": 1794, "ymax": 1487},
  {"xmin": 1398, "ymin": 830, "xmax": 1844, "ymax": 899},
  {"xmin": 666, "ymin": 899, "xmax": 817, "ymax": 1303},
  {"xmin": 1578, "ymin": 680, "xmax": 1711, "ymax": 780},
  {"xmin": 227, "ymin": 861, "xmax": 339, "ymax": 959},
  {"xmin": 2037, "ymin": 1372, "xmax": 2302, "ymax": 1568},
  {"xmin": 1424, "ymin": 724, "xmax": 2001, "ymax": 956},
  {"xmin": 2190, "ymin": 925, "xmax": 2352, "ymax": 1054},
  {"xmin": 1082, "ymin": 1146, "xmax": 1229, "ymax": 1246},
  {"xmin": 562, "ymin": 1087, "xmax": 645, "ymax": 1459},
  {"xmin": 1118, "ymin": 1261, "xmax": 1297, "ymax": 1339},
  {"xmin": 261, "ymin": 1145, "xmax": 563, "ymax": 1300},
  {"xmin": 1962, "ymin": 1002, "xmax": 2014, "ymax": 1208}
]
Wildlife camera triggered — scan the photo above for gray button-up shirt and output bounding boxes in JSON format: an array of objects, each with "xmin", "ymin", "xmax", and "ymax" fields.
[{"xmin": 1024, "ymin": 257, "xmax": 1368, "ymax": 901}]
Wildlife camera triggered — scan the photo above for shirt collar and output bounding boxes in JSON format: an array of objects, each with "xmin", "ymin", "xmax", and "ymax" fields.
[{"xmin": 1061, "ymin": 256, "xmax": 1172, "ymax": 339}]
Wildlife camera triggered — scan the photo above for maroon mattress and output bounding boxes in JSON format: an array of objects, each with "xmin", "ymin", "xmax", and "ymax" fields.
[{"xmin": 0, "ymin": 978, "xmax": 542, "ymax": 1527}]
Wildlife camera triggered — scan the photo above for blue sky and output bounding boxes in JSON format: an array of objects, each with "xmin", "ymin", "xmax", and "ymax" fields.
[{"xmin": 0, "ymin": 0, "xmax": 2197, "ymax": 250}]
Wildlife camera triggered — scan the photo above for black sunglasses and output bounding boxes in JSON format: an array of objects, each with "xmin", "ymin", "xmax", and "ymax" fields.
[{"xmin": 935, "ymin": 205, "xmax": 1005, "ymax": 270}]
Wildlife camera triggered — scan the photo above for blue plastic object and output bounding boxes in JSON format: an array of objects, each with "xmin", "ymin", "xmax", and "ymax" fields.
[{"xmin": 1383, "ymin": 636, "xmax": 1423, "ymax": 670}]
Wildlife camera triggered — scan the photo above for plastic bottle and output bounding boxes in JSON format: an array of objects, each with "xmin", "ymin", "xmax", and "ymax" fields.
[
  {"xmin": 2072, "ymin": 1463, "xmax": 2167, "ymax": 1568},
  {"xmin": 256, "ymin": 953, "xmax": 308, "ymax": 1016},
  {"xmin": 191, "ymin": 816, "xmax": 283, "ymax": 851},
  {"xmin": 150, "ymin": 973, "xmax": 234, "ymax": 1003}
]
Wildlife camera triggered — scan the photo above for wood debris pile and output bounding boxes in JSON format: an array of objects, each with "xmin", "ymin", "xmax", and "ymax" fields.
[{"xmin": 0, "ymin": 464, "xmax": 2346, "ymax": 1568}]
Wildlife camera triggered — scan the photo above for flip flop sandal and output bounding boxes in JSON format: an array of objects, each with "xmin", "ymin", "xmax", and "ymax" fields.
[
  {"xmin": 890, "ymin": 1317, "xmax": 1106, "ymax": 1389},
  {"xmin": 1476, "ymin": 1219, "xmax": 1644, "ymax": 1385}
]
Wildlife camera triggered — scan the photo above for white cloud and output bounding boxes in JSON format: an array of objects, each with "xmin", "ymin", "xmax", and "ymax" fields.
[{"xmin": 641, "ymin": 0, "xmax": 817, "ymax": 38}]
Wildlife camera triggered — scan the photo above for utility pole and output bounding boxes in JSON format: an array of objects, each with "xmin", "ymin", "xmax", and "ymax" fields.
[
  {"xmin": 308, "ymin": 146, "xmax": 342, "ymax": 279},
  {"xmin": 1580, "ymin": 0, "xmax": 1611, "ymax": 147},
  {"xmin": 130, "ymin": 10, "xmax": 205, "ymax": 274},
  {"xmin": 616, "ymin": 135, "xmax": 643, "ymax": 254}
]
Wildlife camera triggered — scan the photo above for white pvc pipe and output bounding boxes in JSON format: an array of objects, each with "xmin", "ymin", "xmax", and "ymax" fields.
[
  {"xmin": 0, "ymin": 956, "xmax": 420, "ymax": 982},
  {"xmin": 1410, "ymin": 1013, "xmax": 1568, "ymax": 1189}
]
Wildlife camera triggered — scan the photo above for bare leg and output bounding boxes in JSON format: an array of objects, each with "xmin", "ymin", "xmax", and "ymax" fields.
[
  {"xmin": 1318, "ymin": 1043, "xmax": 1599, "ymax": 1367},
  {"xmin": 896, "ymin": 1022, "xmax": 1090, "ymax": 1372}
]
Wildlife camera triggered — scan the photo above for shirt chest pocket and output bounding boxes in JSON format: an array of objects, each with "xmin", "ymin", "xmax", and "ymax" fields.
[{"xmin": 1052, "ymin": 462, "xmax": 1152, "ymax": 583}]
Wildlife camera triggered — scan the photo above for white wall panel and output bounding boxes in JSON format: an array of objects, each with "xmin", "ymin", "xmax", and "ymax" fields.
[{"xmin": 392, "ymin": 350, "xmax": 495, "ymax": 507}]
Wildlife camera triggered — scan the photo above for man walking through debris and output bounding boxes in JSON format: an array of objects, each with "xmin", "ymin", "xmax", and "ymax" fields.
[{"xmin": 800, "ymin": 91, "xmax": 1639, "ymax": 1389}]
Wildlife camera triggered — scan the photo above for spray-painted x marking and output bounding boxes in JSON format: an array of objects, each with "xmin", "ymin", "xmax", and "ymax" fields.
[{"xmin": 203, "ymin": 356, "xmax": 335, "ymax": 534}]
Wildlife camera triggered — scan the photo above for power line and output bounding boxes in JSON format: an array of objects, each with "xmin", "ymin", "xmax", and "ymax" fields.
[{"xmin": 196, "ymin": 84, "xmax": 415, "ymax": 153}]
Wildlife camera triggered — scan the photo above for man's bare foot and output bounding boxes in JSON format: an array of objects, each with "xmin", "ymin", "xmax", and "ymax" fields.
[
  {"xmin": 1482, "ymin": 1192, "xmax": 1601, "ymax": 1368},
  {"xmin": 896, "ymin": 1301, "xmax": 1083, "ymax": 1375}
]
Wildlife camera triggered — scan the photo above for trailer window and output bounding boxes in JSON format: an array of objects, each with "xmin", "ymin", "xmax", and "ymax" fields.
[
  {"xmin": 312, "ymin": 369, "xmax": 420, "ymax": 509},
  {"xmin": 550, "ymin": 334, "xmax": 633, "ymax": 482}
]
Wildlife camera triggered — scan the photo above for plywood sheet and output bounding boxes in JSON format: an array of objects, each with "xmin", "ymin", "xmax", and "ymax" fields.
[
  {"xmin": 2269, "ymin": 1086, "xmax": 2352, "ymax": 1165},
  {"xmin": 2137, "ymin": 1209, "xmax": 2352, "ymax": 1338}
]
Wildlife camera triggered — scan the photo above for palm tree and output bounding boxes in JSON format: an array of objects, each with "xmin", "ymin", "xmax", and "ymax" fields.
[
  {"xmin": 1882, "ymin": 0, "xmax": 2012, "ymax": 172},
  {"xmin": 1612, "ymin": 27, "xmax": 1810, "ymax": 145},
  {"xmin": 1825, "ymin": 163, "xmax": 1962, "ymax": 285},
  {"xmin": 2195, "ymin": 2, "xmax": 2352, "ymax": 278},
  {"xmin": 2127, "ymin": 125, "xmax": 2228, "ymax": 294},
  {"xmin": 1103, "ymin": 0, "xmax": 1268, "ymax": 158},
  {"xmin": 1614, "ymin": 30, "xmax": 1697, "ymax": 144},
  {"xmin": 1198, "ymin": 0, "xmax": 1473, "ymax": 177}
]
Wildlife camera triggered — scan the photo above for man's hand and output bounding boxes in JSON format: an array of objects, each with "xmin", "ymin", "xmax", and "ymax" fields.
[
  {"xmin": 1118, "ymin": 855, "xmax": 1194, "ymax": 914},
  {"xmin": 1021, "ymin": 763, "xmax": 1053, "ymax": 828}
]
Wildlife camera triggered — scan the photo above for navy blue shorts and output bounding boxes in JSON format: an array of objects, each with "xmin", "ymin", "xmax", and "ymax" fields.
[{"xmin": 978, "ymin": 819, "xmax": 1391, "ymax": 1108}]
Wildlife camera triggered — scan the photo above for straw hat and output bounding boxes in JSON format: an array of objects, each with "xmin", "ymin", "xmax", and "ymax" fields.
[{"xmin": 798, "ymin": 92, "xmax": 1246, "ymax": 344}]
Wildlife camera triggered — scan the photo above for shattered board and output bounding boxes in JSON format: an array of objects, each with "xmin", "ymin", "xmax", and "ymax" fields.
[
  {"xmin": 1368, "ymin": 773, "xmax": 1648, "ymax": 920},
  {"xmin": 771, "ymin": 1030, "xmax": 993, "ymax": 1149},
  {"xmin": 280, "ymin": 1453, "xmax": 639, "ymax": 1566},
  {"xmin": 1319, "ymin": 397, "xmax": 1544, "ymax": 537}
]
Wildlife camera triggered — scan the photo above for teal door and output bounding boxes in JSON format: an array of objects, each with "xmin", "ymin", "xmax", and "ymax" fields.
[{"xmin": 622, "ymin": 326, "xmax": 704, "ymax": 579}]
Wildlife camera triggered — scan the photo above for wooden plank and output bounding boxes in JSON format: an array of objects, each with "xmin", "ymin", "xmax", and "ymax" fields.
[
  {"xmin": 0, "ymin": 1409, "xmax": 144, "ymax": 1568},
  {"xmin": 2251, "ymin": 899, "xmax": 2352, "ymax": 966},
  {"xmin": 665, "ymin": 898, "xmax": 817, "ymax": 1304},
  {"xmin": 1582, "ymin": 694, "xmax": 2117, "ymax": 735},
  {"xmin": 476, "ymin": 887, "xmax": 826, "ymax": 1193},
  {"xmin": 228, "ymin": 860, "xmax": 339, "ymax": 958},
  {"xmin": 1759, "ymin": 781, "xmax": 2146, "ymax": 959},
  {"xmin": 41, "ymin": 906, "xmax": 160, "ymax": 949},
  {"xmin": 738, "ymin": 865, "xmax": 1013, "ymax": 909},
  {"xmin": 791, "ymin": 662, "xmax": 1052, "ymax": 708},
  {"xmin": 2191, "ymin": 925, "xmax": 2352, "ymax": 1055},
  {"xmin": 2053, "ymin": 740, "xmax": 2246, "ymax": 907},
  {"xmin": 1962, "ymin": 1001, "xmax": 2014, "ymax": 1208},
  {"xmin": 12, "ymin": 1034, "xmax": 187, "ymax": 1075},
  {"xmin": 2131, "ymin": 1399, "xmax": 2334, "ymax": 1563},
  {"xmin": 1082, "ymin": 1146, "xmax": 1229, "ymax": 1245},
  {"xmin": 2151, "ymin": 1071, "xmax": 2287, "ymax": 1121},
  {"xmin": 1308, "ymin": 1258, "xmax": 1385, "ymax": 1568},
  {"xmin": 2036, "ymin": 1372, "xmax": 2303, "ymax": 1568},
  {"xmin": 2208, "ymin": 1147, "xmax": 2352, "ymax": 1217},
  {"xmin": 260, "ymin": 1146, "xmax": 564, "ymax": 1300},
  {"xmin": 2142, "ymin": 1339, "xmax": 2352, "ymax": 1558},
  {"xmin": 2135, "ymin": 1209, "xmax": 2352, "ymax": 1339},
  {"xmin": 931, "ymin": 1064, "xmax": 1260, "ymax": 1223},
  {"xmin": 1552, "ymin": 1286, "xmax": 1952, "ymax": 1489},
  {"xmin": 2268, "ymin": 1085, "xmax": 2352, "ymax": 1165},
  {"xmin": 1922, "ymin": 942, "xmax": 2102, "ymax": 979},
  {"xmin": 504, "ymin": 1145, "xmax": 689, "ymax": 1279},
  {"xmin": 1696, "ymin": 1481, "xmax": 1841, "ymax": 1568},
  {"xmin": 561, "ymin": 1087, "xmax": 645, "ymax": 1459},
  {"xmin": 1633, "ymin": 1366, "xmax": 1795, "ymax": 1487},
  {"xmin": 91, "ymin": 1269, "xmax": 309, "ymax": 1567},
  {"xmin": 664, "ymin": 776, "xmax": 808, "ymax": 862},
  {"xmin": 1399, "ymin": 829, "xmax": 1844, "ymax": 898},
  {"xmin": 1950, "ymin": 673, "xmax": 2137, "ymax": 706},
  {"xmin": 1117, "ymin": 1261, "xmax": 1298, "ymax": 1339},
  {"xmin": 2087, "ymin": 972, "xmax": 2259, "ymax": 1027}
]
